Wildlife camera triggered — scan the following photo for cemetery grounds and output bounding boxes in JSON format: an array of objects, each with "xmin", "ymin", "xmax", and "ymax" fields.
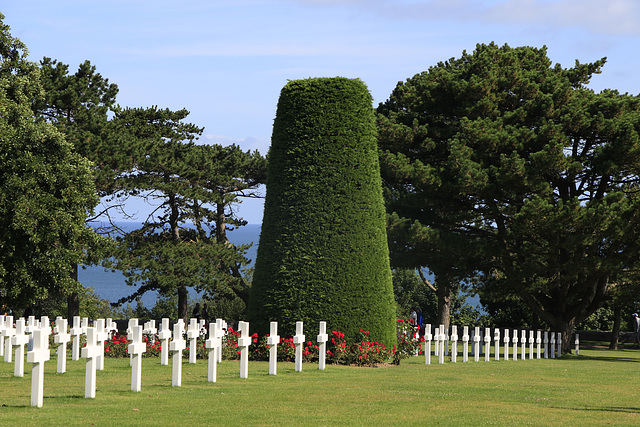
[{"xmin": 1, "ymin": 342, "xmax": 639, "ymax": 426}]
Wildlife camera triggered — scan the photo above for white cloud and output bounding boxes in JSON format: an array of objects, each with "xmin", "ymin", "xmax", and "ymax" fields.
[{"xmin": 201, "ymin": 134, "xmax": 271, "ymax": 155}]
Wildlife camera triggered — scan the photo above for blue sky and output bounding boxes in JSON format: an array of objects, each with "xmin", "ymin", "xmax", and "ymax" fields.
[{"xmin": 3, "ymin": 0, "xmax": 640, "ymax": 224}]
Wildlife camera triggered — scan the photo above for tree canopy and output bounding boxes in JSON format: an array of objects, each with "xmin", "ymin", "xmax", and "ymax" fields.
[
  {"xmin": 377, "ymin": 43, "xmax": 640, "ymax": 351},
  {"xmin": 0, "ymin": 15, "xmax": 101, "ymax": 312}
]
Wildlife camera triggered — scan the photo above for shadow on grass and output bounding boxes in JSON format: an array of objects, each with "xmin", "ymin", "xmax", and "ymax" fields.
[
  {"xmin": 562, "ymin": 349, "xmax": 640, "ymax": 364},
  {"xmin": 557, "ymin": 406, "xmax": 640, "ymax": 414}
]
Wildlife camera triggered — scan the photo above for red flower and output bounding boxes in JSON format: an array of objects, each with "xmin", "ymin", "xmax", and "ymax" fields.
[
  {"xmin": 397, "ymin": 319, "xmax": 405, "ymax": 323},
  {"xmin": 105, "ymin": 346, "xmax": 110, "ymax": 352}
]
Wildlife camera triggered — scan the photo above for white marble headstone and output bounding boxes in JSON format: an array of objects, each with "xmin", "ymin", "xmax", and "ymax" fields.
[
  {"xmin": 12, "ymin": 318, "xmax": 29, "ymax": 377},
  {"xmin": 317, "ymin": 321, "xmax": 328, "ymax": 371},
  {"xmin": 53, "ymin": 317, "xmax": 70, "ymax": 373},
  {"xmin": 267, "ymin": 321, "xmax": 280, "ymax": 375},
  {"xmin": 2, "ymin": 316, "xmax": 15, "ymax": 363},
  {"xmin": 158, "ymin": 318, "xmax": 171, "ymax": 366},
  {"xmin": 81, "ymin": 327, "xmax": 101, "ymax": 398},
  {"xmin": 238, "ymin": 321, "xmax": 251, "ymax": 378},
  {"xmin": 70, "ymin": 316, "xmax": 82, "ymax": 361},
  {"xmin": 27, "ymin": 328, "xmax": 50, "ymax": 407},
  {"xmin": 169, "ymin": 321, "xmax": 186, "ymax": 387},
  {"xmin": 205, "ymin": 321, "xmax": 222, "ymax": 382},
  {"xmin": 293, "ymin": 321, "xmax": 305, "ymax": 372},
  {"xmin": 424, "ymin": 324, "xmax": 432, "ymax": 365},
  {"xmin": 187, "ymin": 318, "xmax": 199, "ymax": 364},
  {"xmin": 128, "ymin": 325, "xmax": 146, "ymax": 392}
]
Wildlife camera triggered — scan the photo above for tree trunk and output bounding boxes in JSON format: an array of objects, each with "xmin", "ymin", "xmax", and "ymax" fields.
[
  {"xmin": 609, "ymin": 305, "xmax": 621, "ymax": 350},
  {"xmin": 555, "ymin": 317, "xmax": 576, "ymax": 354},
  {"xmin": 436, "ymin": 281, "xmax": 452, "ymax": 331},
  {"xmin": 178, "ymin": 284, "xmax": 188, "ymax": 322},
  {"xmin": 67, "ymin": 263, "xmax": 80, "ymax": 319}
]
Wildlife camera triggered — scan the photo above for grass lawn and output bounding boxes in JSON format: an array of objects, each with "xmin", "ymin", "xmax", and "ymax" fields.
[{"xmin": 1, "ymin": 345, "xmax": 639, "ymax": 426}]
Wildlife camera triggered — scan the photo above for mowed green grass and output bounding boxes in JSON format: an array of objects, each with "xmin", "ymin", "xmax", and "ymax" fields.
[{"xmin": 1, "ymin": 346, "xmax": 639, "ymax": 426}]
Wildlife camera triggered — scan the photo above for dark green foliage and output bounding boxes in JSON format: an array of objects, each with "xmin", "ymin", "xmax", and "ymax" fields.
[
  {"xmin": 0, "ymin": 15, "xmax": 101, "ymax": 312},
  {"xmin": 378, "ymin": 42, "xmax": 640, "ymax": 351},
  {"xmin": 249, "ymin": 77, "xmax": 396, "ymax": 345}
]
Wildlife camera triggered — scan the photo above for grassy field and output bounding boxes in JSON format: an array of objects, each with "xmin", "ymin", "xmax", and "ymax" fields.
[{"xmin": 1, "ymin": 345, "xmax": 639, "ymax": 426}]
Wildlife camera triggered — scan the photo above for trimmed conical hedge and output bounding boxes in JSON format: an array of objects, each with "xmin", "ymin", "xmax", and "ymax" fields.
[{"xmin": 248, "ymin": 77, "xmax": 396, "ymax": 346}]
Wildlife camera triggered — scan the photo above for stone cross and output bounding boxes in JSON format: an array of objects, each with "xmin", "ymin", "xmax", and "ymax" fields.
[
  {"xmin": 550, "ymin": 332, "xmax": 556, "ymax": 359},
  {"xmin": 433, "ymin": 325, "xmax": 440, "ymax": 357},
  {"xmin": 0, "ymin": 315, "xmax": 5, "ymax": 358},
  {"xmin": 536, "ymin": 330, "xmax": 542, "ymax": 359},
  {"xmin": 556, "ymin": 332, "xmax": 562, "ymax": 359},
  {"xmin": 238, "ymin": 321, "xmax": 251, "ymax": 378},
  {"xmin": 512, "ymin": 329, "xmax": 518, "ymax": 361},
  {"xmin": 53, "ymin": 317, "xmax": 70, "ymax": 373},
  {"xmin": 128, "ymin": 325, "xmax": 146, "ymax": 392},
  {"xmin": 169, "ymin": 321, "xmax": 186, "ymax": 387},
  {"xmin": 40, "ymin": 316, "xmax": 51, "ymax": 344},
  {"xmin": 484, "ymin": 328, "xmax": 491, "ymax": 362},
  {"xmin": 503, "ymin": 328, "xmax": 510, "ymax": 361},
  {"xmin": 462, "ymin": 326, "xmax": 469, "ymax": 363},
  {"xmin": 317, "ymin": 321, "xmax": 328, "ymax": 371},
  {"xmin": 473, "ymin": 327, "xmax": 480, "ymax": 362},
  {"xmin": 521, "ymin": 330, "xmax": 527, "ymax": 360},
  {"xmin": 27, "ymin": 328, "xmax": 50, "ymax": 407},
  {"xmin": 543, "ymin": 331, "xmax": 549, "ymax": 359},
  {"xmin": 81, "ymin": 317, "xmax": 89, "ymax": 335},
  {"xmin": 143, "ymin": 320, "xmax": 157, "ymax": 336},
  {"xmin": 25, "ymin": 316, "xmax": 37, "ymax": 352},
  {"xmin": 450, "ymin": 325, "xmax": 458, "ymax": 363},
  {"xmin": 494, "ymin": 329, "xmax": 500, "ymax": 361},
  {"xmin": 106, "ymin": 318, "xmax": 116, "ymax": 339},
  {"xmin": 127, "ymin": 318, "xmax": 139, "ymax": 366},
  {"xmin": 438, "ymin": 325, "xmax": 446, "ymax": 365},
  {"xmin": 206, "ymin": 322, "xmax": 222, "ymax": 382},
  {"xmin": 95, "ymin": 319, "xmax": 108, "ymax": 371},
  {"xmin": 12, "ymin": 318, "xmax": 29, "ymax": 377},
  {"xmin": 575, "ymin": 333, "xmax": 580, "ymax": 355},
  {"xmin": 424, "ymin": 324, "xmax": 432, "ymax": 365},
  {"xmin": 81, "ymin": 327, "xmax": 101, "ymax": 398},
  {"xmin": 266, "ymin": 322, "xmax": 281, "ymax": 375},
  {"xmin": 187, "ymin": 318, "xmax": 200, "ymax": 364},
  {"xmin": 293, "ymin": 321, "xmax": 305, "ymax": 372},
  {"xmin": 70, "ymin": 316, "xmax": 82, "ymax": 361},
  {"xmin": 216, "ymin": 319, "xmax": 226, "ymax": 363},
  {"xmin": 529, "ymin": 330, "xmax": 535, "ymax": 360},
  {"xmin": 2, "ymin": 316, "xmax": 15, "ymax": 363},
  {"xmin": 158, "ymin": 318, "xmax": 171, "ymax": 366}
]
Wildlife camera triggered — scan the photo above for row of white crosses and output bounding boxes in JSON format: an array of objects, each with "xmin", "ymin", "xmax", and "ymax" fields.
[{"xmin": 421, "ymin": 324, "xmax": 564, "ymax": 364}]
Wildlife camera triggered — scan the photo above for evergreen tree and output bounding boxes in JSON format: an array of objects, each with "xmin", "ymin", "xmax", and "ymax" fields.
[
  {"xmin": 0, "ymin": 15, "xmax": 101, "ymax": 313},
  {"xmin": 377, "ymin": 43, "xmax": 640, "ymax": 352},
  {"xmin": 249, "ymin": 77, "xmax": 396, "ymax": 345}
]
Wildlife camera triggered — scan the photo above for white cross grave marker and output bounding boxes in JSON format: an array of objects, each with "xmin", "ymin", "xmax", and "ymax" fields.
[
  {"xmin": 12, "ymin": 318, "xmax": 29, "ymax": 377},
  {"xmin": 53, "ymin": 317, "xmax": 70, "ymax": 373},
  {"xmin": 0, "ymin": 315, "xmax": 5, "ymax": 358},
  {"xmin": 557, "ymin": 332, "xmax": 562, "ymax": 359},
  {"xmin": 462, "ymin": 326, "xmax": 469, "ymax": 363},
  {"xmin": 267, "ymin": 322, "xmax": 280, "ymax": 375},
  {"xmin": 95, "ymin": 319, "xmax": 108, "ymax": 371},
  {"xmin": 293, "ymin": 321, "xmax": 305, "ymax": 372},
  {"xmin": 484, "ymin": 328, "xmax": 491, "ymax": 362},
  {"xmin": 41, "ymin": 316, "xmax": 51, "ymax": 343},
  {"xmin": 27, "ymin": 328, "xmax": 50, "ymax": 407},
  {"xmin": 536, "ymin": 330, "xmax": 542, "ymax": 359},
  {"xmin": 317, "ymin": 321, "xmax": 328, "ymax": 371},
  {"xmin": 158, "ymin": 318, "xmax": 171, "ymax": 365},
  {"xmin": 215, "ymin": 318, "xmax": 226, "ymax": 363},
  {"xmin": 127, "ymin": 318, "xmax": 138, "ymax": 366},
  {"xmin": 238, "ymin": 321, "xmax": 251, "ymax": 378},
  {"xmin": 521, "ymin": 330, "xmax": 527, "ymax": 360},
  {"xmin": 70, "ymin": 316, "xmax": 82, "ymax": 361},
  {"xmin": 424, "ymin": 324, "xmax": 432, "ymax": 365},
  {"xmin": 438, "ymin": 325, "xmax": 446, "ymax": 365},
  {"xmin": 473, "ymin": 327, "xmax": 480, "ymax": 362},
  {"xmin": 81, "ymin": 327, "xmax": 101, "ymax": 398},
  {"xmin": 25, "ymin": 316, "xmax": 37, "ymax": 352},
  {"xmin": 187, "ymin": 318, "xmax": 199, "ymax": 364},
  {"xmin": 206, "ymin": 322, "xmax": 222, "ymax": 382},
  {"xmin": 503, "ymin": 328, "xmax": 510, "ymax": 361},
  {"xmin": 529, "ymin": 330, "xmax": 535, "ymax": 360},
  {"xmin": 3, "ymin": 316, "xmax": 15, "ymax": 363},
  {"xmin": 512, "ymin": 329, "xmax": 518, "ymax": 361},
  {"xmin": 170, "ymin": 321, "xmax": 186, "ymax": 387},
  {"xmin": 575, "ymin": 333, "xmax": 580, "ymax": 355},
  {"xmin": 450, "ymin": 325, "xmax": 458, "ymax": 363},
  {"xmin": 543, "ymin": 331, "xmax": 549, "ymax": 359},
  {"xmin": 433, "ymin": 325, "xmax": 439, "ymax": 357},
  {"xmin": 106, "ymin": 318, "xmax": 116, "ymax": 339},
  {"xmin": 550, "ymin": 332, "xmax": 556, "ymax": 359},
  {"xmin": 128, "ymin": 325, "xmax": 146, "ymax": 392},
  {"xmin": 494, "ymin": 329, "xmax": 501, "ymax": 361}
]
